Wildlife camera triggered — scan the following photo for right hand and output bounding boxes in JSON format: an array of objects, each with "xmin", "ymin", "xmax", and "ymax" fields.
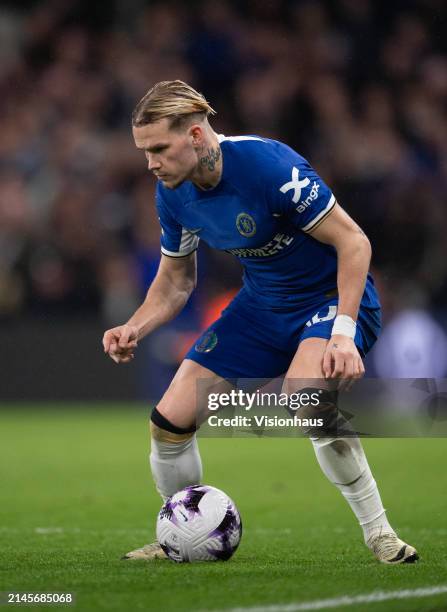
[{"xmin": 102, "ymin": 324, "xmax": 139, "ymax": 364}]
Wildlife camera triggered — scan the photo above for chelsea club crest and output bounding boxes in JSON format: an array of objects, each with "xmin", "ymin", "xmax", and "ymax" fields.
[
  {"xmin": 236, "ymin": 212, "xmax": 256, "ymax": 237},
  {"xmin": 195, "ymin": 331, "xmax": 218, "ymax": 353}
]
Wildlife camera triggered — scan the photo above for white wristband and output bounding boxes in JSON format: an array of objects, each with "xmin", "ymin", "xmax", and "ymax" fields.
[{"xmin": 331, "ymin": 314, "xmax": 356, "ymax": 339}]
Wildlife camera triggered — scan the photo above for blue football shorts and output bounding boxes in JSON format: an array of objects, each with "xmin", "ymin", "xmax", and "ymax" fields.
[{"xmin": 185, "ymin": 288, "xmax": 381, "ymax": 380}]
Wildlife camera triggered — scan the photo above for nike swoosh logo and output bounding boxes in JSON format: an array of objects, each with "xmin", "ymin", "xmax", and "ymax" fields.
[{"xmin": 186, "ymin": 227, "xmax": 202, "ymax": 234}]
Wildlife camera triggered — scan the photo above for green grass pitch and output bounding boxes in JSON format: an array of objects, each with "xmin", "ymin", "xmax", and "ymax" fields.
[{"xmin": 1, "ymin": 406, "xmax": 446, "ymax": 612}]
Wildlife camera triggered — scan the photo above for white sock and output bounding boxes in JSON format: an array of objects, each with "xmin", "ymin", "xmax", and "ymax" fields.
[
  {"xmin": 150, "ymin": 434, "xmax": 203, "ymax": 501},
  {"xmin": 311, "ymin": 436, "xmax": 394, "ymax": 544}
]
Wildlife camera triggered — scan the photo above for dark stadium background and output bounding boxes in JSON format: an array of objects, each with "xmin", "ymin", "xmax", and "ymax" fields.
[{"xmin": 1, "ymin": 0, "xmax": 446, "ymax": 402}]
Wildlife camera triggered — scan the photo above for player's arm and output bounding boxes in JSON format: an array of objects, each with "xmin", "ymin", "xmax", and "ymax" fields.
[
  {"xmin": 102, "ymin": 252, "xmax": 197, "ymax": 364},
  {"xmin": 309, "ymin": 203, "xmax": 371, "ymax": 380}
]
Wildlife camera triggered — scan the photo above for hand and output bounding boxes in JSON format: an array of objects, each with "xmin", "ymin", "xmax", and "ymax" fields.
[
  {"xmin": 322, "ymin": 335, "xmax": 365, "ymax": 389},
  {"xmin": 102, "ymin": 324, "xmax": 139, "ymax": 364}
]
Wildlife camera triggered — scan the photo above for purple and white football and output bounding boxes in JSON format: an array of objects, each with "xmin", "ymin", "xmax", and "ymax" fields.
[{"xmin": 156, "ymin": 485, "xmax": 242, "ymax": 562}]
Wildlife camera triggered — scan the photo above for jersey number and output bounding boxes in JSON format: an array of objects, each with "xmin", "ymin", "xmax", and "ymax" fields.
[{"xmin": 305, "ymin": 305, "xmax": 337, "ymax": 328}]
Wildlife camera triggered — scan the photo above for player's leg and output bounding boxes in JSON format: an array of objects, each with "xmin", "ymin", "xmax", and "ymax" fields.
[
  {"xmin": 124, "ymin": 295, "xmax": 293, "ymax": 560},
  {"xmin": 150, "ymin": 358, "xmax": 232, "ymax": 501},
  {"xmin": 284, "ymin": 337, "xmax": 418, "ymax": 564},
  {"xmin": 148, "ymin": 292, "xmax": 292, "ymax": 502},
  {"xmin": 124, "ymin": 358, "xmax": 232, "ymax": 560}
]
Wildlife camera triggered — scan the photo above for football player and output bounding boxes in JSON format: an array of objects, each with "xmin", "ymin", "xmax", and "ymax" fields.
[{"xmin": 103, "ymin": 81, "xmax": 417, "ymax": 564}]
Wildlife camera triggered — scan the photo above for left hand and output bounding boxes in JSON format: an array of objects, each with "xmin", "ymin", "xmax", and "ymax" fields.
[{"xmin": 322, "ymin": 335, "xmax": 365, "ymax": 387}]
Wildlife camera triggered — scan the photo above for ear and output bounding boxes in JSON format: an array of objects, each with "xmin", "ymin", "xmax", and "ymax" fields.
[{"xmin": 189, "ymin": 125, "xmax": 204, "ymax": 148}]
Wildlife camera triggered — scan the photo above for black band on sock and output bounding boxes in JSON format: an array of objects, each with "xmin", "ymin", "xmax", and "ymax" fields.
[
  {"xmin": 286, "ymin": 387, "xmax": 340, "ymax": 436},
  {"xmin": 150, "ymin": 406, "xmax": 197, "ymax": 434}
]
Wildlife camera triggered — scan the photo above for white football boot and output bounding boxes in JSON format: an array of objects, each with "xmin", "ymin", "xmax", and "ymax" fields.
[
  {"xmin": 367, "ymin": 532, "xmax": 419, "ymax": 564},
  {"xmin": 121, "ymin": 541, "xmax": 167, "ymax": 561}
]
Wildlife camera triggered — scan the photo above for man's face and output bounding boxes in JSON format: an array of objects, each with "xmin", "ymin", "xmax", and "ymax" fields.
[{"xmin": 133, "ymin": 118, "xmax": 198, "ymax": 189}]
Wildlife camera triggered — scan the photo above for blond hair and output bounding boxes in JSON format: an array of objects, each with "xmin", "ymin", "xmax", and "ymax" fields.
[{"xmin": 132, "ymin": 80, "xmax": 216, "ymax": 130}]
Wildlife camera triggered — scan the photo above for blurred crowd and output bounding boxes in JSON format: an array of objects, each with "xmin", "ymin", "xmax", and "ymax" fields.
[{"xmin": 0, "ymin": 0, "xmax": 446, "ymax": 334}]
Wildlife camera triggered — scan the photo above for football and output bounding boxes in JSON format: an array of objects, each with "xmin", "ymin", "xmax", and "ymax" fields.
[{"xmin": 156, "ymin": 485, "xmax": 242, "ymax": 562}]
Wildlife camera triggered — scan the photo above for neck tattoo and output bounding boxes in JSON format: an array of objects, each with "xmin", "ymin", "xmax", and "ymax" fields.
[{"xmin": 199, "ymin": 146, "xmax": 221, "ymax": 172}]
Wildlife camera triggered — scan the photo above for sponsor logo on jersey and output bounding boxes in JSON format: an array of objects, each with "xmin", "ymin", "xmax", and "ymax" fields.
[
  {"xmin": 227, "ymin": 233, "xmax": 294, "ymax": 258},
  {"xmin": 195, "ymin": 331, "xmax": 218, "ymax": 353},
  {"xmin": 279, "ymin": 166, "xmax": 310, "ymax": 203},
  {"xmin": 296, "ymin": 181, "xmax": 320, "ymax": 213},
  {"xmin": 236, "ymin": 212, "xmax": 256, "ymax": 237}
]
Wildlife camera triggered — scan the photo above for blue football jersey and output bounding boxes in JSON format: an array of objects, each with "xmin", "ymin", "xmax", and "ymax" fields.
[{"xmin": 156, "ymin": 135, "xmax": 379, "ymax": 310}]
